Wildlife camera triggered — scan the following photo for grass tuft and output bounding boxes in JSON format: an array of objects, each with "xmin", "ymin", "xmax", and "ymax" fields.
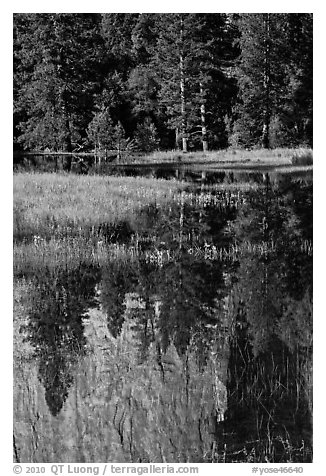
[{"xmin": 291, "ymin": 148, "xmax": 313, "ymax": 166}]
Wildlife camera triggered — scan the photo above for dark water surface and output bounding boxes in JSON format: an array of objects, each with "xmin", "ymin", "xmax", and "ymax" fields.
[{"xmin": 13, "ymin": 172, "xmax": 313, "ymax": 463}]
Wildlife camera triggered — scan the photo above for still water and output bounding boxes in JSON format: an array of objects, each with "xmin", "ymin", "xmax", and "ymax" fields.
[{"xmin": 13, "ymin": 171, "xmax": 312, "ymax": 463}]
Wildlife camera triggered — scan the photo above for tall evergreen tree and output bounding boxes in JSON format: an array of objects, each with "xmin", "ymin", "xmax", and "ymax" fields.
[
  {"xmin": 231, "ymin": 14, "xmax": 290, "ymax": 148},
  {"xmin": 128, "ymin": 15, "xmax": 161, "ymax": 130},
  {"xmin": 231, "ymin": 13, "xmax": 312, "ymax": 148},
  {"xmin": 282, "ymin": 14, "xmax": 313, "ymax": 146},
  {"xmin": 98, "ymin": 14, "xmax": 140, "ymax": 137},
  {"xmin": 152, "ymin": 14, "xmax": 237, "ymax": 152},
  {"xmin": 186, "ymin": 14, "xmax": 238, "ymax": 151},
  {"xmin": 14, "ymin": 14, "xmax": 104, "ymax": 159},
  {"xmin": 150, "ymin": 14, "xmax": 190, "ymax": 152}
]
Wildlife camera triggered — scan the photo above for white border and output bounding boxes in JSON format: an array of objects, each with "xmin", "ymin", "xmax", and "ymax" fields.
[{"xmin": 3, "ymin": 4, "xmax": 323, "ymax": 474}]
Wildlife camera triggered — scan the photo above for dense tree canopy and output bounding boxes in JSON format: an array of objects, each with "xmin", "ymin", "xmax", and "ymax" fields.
[
  {"xmin": 231, "ymin": 13, "xmax": 313, "ymax": 148},
  {"xmin": 14, "ymin": 14, "xmax": 105, "ymax": 153},
  {"xmin": 13, "ymin": 13, "xmax": 313, "ymax": 153}
]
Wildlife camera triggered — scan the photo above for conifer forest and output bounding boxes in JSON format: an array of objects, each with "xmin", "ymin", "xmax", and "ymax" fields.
[{"xmin": 13, "ymin": 13, "xmax": 312, "ymax": 155}]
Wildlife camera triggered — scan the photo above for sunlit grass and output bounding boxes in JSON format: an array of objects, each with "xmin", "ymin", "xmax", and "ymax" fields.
[
  {"xmin": 13, "ymin": 235, "xmax": 146, "ymax": 277},
  {"xmin": 13, "ymin": 171, "xmax": 252, "ymax": 251},
  {"xmin": 13, "ymin": 171, "xmax": 312, "ymax": 275},
  {"xmin": 130, "ymin": 147, "xmax": 313, "ymax": 166},
  {"xmin": 16, "ymin": 235, "xmax": 312, "ymax": 277},
  {"xmin": 14, "ymin": 172, "xmax": 188, "ymax": 275},
  {"xmin": 13, "ymin": 172, "xmax": 187, "ymax": 241}
]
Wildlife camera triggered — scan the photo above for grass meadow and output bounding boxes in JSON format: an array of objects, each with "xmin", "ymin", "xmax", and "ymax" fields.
[
  {"xmin": 13, "ymin": 170, "xmax": 312, "ymax": 275},
  {"xmin": 13, "ymin": 173, "xmax": 187, "ymax": 239},
  {"xmin": 13, "ymin": 173, "xmax": 189, "ymax": 274}
]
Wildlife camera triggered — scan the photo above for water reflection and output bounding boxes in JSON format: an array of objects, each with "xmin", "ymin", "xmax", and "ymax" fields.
[
  {"xmin": 215, "ymin": 178, "xmax": 312, "ymax": 461},
  {"xmin": 13, "ymin": 153, "xmax": 312, "ymax": 187},
  {"xmin": 218, "ymin": 250, "xmax": 312, "ymax": 461},
  {"xmin": 19, "ymin": 265, "xmax": 100, "ymax": 416},
  {"xmin": 13, "ymin": 175, "xmax": 312, "ymax": 462}
]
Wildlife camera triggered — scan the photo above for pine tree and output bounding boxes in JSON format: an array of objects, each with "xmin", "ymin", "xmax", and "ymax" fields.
[
  {"xmin": 98, "ymin": 14, "xmax": 140, "ymax": 138},
  {"xmin": 87, "ymin": 107, "xmax": 116, "ymax": 155},
  {"xmin": 151, "ymin": 14, "xmax": 190, "ymax": 152},
  {"xmin": 232, "ymin": 14, "xmax": 289, "ymax": 148},
  {"xmin": 282, "ymin": 14, "xmax": 313, "ymax": 146},
  {"xmin": 101, "ymin": 13, "xmax": 139, "ymax": 76},
  {"xmin": 134, "ymin": 117, "xmax": 160, "ymax": 152},
  {"xmin": 152, "ymin": 14, "xmax": 237, "ymax": 152},
  {"xmin": 14, "ymin": 14, "xmax": 104, "ymax": 160},
  {"xmin": 186, "ymin": 14, "xmax": 238, "ymax": 151}
]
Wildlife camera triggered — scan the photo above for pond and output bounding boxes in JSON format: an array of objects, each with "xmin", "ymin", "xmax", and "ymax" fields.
[{"xmin": 13, "ymin": 171, "xmax": 313, "ymax": 463}]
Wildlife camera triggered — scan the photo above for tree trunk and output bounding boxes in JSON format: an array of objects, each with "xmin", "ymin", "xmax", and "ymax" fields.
[
  {"xmin": 200, "ymin": 82, "xmax": 208, "ymax": 152},
  {"xmin": 179, "ymin": 191, "xmax": 185, "ymax": 249},
  {"xmin": 180, "ymin": 16, "xmax": 187, "ymax": 153},
  {"xmin": 62, "ymin": 118, "xmax": 73, "ymax": 171},
  {"xmin": 64, "ymin": 118, "xmax": 72, "ymax": 152},
  {"xmin": 117, "ymin": 140, "xmax": 121, "ymax": 162},
  {"xmin": 60, "ymin": 80, "xmax": 73, "ymax": 169},
  {"xmin": 262, "ymin": 14, "xmax": 271, "ymax": 149},
  {"xmin": 175, "ymin": 127, "xmax": 180, "ymax": 150}
]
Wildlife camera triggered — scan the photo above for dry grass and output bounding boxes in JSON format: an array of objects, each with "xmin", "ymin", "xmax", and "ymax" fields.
[{"xmin": 128, "ymin": 147, "xmax": 313, "ymax": 167}]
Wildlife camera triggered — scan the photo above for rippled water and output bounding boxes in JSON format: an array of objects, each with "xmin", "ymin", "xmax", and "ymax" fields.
[{"xmin": 13, "ymin": 172, "xmax": 313, "ymax": 463}]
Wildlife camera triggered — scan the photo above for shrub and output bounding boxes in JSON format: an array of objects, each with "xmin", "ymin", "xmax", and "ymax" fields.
[
  {"xmin": 87, "ymin": 107, "xmax": 116, "ymax": 152},
  {"xmin": 269, "ymin": 116, "xmax": 298, "ymax": 148},
  {"xmin": 134, "ymin": 118, "xmax": 160, "ymax": 153},
  {"xmin": 291, "ymin": 148, "xmax": 313, "ymax": 166}
]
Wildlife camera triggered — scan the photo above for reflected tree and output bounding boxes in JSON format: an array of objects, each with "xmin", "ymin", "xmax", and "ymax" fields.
[
  {"xmin": 217, "ymin": 179, "xmax": 312, "ymax": 461},
  {"xmin": 127, "ymin": 196, "xmax": 235, "ymax": 363},
  {"xmin": 100, "ymin": 260, "xmax": 138, "ymax": 338},
  {"xmin": 23, "ymin": 264, "xmax": 100, "ymax": 416}
]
